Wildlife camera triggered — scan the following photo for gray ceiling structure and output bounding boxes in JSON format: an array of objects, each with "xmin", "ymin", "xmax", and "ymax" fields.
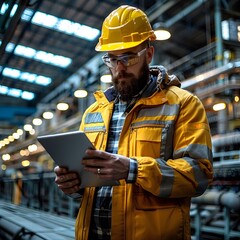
[{"xmin": 0, "ymin": 0, "xmax": 239, "ymax": 140}]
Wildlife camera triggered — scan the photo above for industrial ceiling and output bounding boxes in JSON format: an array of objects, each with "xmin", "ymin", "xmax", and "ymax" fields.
[{"xmin": 0, "ymin": 0, "xmax": 239, "ymax": 140}]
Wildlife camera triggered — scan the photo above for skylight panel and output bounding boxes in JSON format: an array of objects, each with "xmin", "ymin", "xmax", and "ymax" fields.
[
  {"xmin": 5, "ymin": 42, "xmax": 15, "ymax": 52},
  {"xmin": 0, "ymin": 85, "xmax": 35, "ymax": 100},
  {"xmin": 34, "ymin": 51, "xmax": 51, "ymax": 62},
  {"xmin": 32, "ymin": 12, "xmax": 58, "ymax": 28},
  {"xmin": 57, "ymin": 19, "xmax": 72, "ymax": 33},
  {"xmin": 19, "ymin": 72, "xmax": 37, "ymax": 82},
  {"xmin": 52, "ymin": 56, "xmax": 72, "ymax": 68},
  {"xmin": 22, "ymin": 91, "xmax": 35, "ymax": 100},
  {"xmin": 1, "ymin": 4, "xmax": 96, "ymax": 69},
  {"xmin": 2, "ymin": 66, "xmax": 52, "ymax": 86},
  {"xmin": 0, "ymin": 41, "xmax": 72, "ymax": 68},
  {"xmin": 21, "ymin": 8, "xmax": 34, "ymax": 21},
  {"xmin": 0, "ymin": 3, "xmax": 7, "ymax": 14},
  {"xmin": 75, "ymin": 25, "xmax": 100, "ymax": 41},
  {"xmin": 0, "ymin": 3, "xmax": 17, "ymax": 16},
  {"xmin": 1, "ymin": 4, "xmax": 100, "ymax": 41},
  {"xmin": 8, "ymin": 88, "xmax": 21, "ymax": 98},
  {"xmin": 35, "ymin": 76, "xmax": 52, "ymax": 86},
  {"xmin": 14, "ymin": 45, "xmax": 36, "ymax": 58},
  {"xmin": 0, "ymin": 85, "xmax": 8, "ymax": 94},
  {"xmin": 3, "ymin": 67, "xmax": 20, "ymax": 79},
  {"xmin": 31, "ymin": 11, "xmax": 100, "ymax": 41}
]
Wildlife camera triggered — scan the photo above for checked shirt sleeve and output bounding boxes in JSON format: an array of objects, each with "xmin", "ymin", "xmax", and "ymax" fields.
[{"xmin": 126, "ymin": 158, "xmax": 138, "ymax": 183}]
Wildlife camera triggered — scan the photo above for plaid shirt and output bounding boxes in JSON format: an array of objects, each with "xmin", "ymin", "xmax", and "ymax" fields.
[{"xmin": 88, "ymin": 100, "xmax": 138, "ymax": 240}]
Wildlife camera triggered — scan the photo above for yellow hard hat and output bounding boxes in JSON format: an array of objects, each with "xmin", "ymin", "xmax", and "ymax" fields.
[{"xmin": 95, "ymin": 5, "xmax": 156, "ymax": 52}]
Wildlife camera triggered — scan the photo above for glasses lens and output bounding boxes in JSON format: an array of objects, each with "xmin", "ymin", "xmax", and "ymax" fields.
[
  {"xmin": 102, "ymin": 49, "xmax": 145, "ymax": 68},
  {"xmin": 117, "ymin": 55, "xmax": 131, "ymax": 66},
  {"xmin": 126, "ymin": 55, "xmax": 139, "ymax": 66}
]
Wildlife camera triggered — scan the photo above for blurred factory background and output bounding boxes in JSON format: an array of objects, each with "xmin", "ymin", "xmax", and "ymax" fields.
[{"xmin": 0, "ymin": 0, "xmax": 240, "ymax": 239}]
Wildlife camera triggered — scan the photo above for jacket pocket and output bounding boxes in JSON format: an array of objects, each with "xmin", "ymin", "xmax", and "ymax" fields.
[
  {"xmin": 130, "ymin": 125, "xmax": 163, "ymax": 158},
  {"xmin": 133, "ymin": 192, "xmax": 184, "ymax": 240}
]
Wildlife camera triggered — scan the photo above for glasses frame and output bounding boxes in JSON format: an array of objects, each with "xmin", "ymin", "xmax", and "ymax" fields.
[{"xmin": 102, "ymin": 48, "xmax": 147, "ymax": 69}]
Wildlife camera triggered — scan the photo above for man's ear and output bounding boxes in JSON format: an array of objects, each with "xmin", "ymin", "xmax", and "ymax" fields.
[{"xmin": 146, "ymin": 46, "xmax": 154, "ymax": 64}]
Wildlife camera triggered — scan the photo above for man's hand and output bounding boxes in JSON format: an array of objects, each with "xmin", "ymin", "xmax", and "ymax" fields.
[
  {"xmin": 82, "ymin": 149, "xmax": 130, "ymax": 180},
  {"xmin": 54, "ymin": 166, "xmax": 81, "ymax": 194}
]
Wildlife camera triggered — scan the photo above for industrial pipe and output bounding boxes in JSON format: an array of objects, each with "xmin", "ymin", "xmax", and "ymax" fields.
[
  {"xmin": 192, "ymin": 190, "xmax": 240, "ymax": 211},
  {"xmin": 181, "ymin": 61, "xmax": 240, "ymax": 90},
  {"xmin": 212, "ymin": 132, "xmax": 240, "ymax": 148}
]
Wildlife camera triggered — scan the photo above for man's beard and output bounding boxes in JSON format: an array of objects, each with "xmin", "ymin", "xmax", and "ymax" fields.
[{"xmin": 111, "ymin": 60, "xmax": 150, "ymax": 102}]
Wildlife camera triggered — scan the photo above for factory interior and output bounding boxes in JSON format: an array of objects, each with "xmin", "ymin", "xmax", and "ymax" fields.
[{"xmin": 0, "ymin": 0, "xmax": 240, "ymax": 239}]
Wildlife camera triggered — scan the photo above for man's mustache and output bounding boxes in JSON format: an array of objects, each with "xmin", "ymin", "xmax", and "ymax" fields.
[{"xmin": 116, "ymin": 71, "xmax": 134, "ymax": 79}]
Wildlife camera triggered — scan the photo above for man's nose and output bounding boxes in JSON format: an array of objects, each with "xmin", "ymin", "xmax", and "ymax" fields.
[{"xmin": 116, "ymin": 60, "xmax": 127, "ymax": 71}]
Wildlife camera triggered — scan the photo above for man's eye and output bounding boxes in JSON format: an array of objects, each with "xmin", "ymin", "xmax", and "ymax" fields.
[
  {"xmin": 127, "ymin": 55, "xmax": 135, "ymax": 60},
  {"xmin": 119, "ymin": 56, "xmax": 129, "ymax": 61}
]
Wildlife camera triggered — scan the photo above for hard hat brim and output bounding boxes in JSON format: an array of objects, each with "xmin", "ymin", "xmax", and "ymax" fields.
[{"xmin": 95, "ymin": 40, "xmax": 146, "ymax": 52}]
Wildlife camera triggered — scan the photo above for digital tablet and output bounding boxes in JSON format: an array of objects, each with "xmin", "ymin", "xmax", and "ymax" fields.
[{"xmin": 37, "ymin": 131, "xmax": 119, "ymax": 188}]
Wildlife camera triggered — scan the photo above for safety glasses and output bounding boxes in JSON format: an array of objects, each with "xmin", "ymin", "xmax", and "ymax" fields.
[{"xmin": 102, "ymin": 48, "xmax": 147, "ymax": 68}]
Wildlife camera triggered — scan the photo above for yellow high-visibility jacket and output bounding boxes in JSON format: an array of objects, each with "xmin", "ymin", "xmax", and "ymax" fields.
[{"xmin": 75, "ymin": 66, "xmax": 213, "ymax": 240}]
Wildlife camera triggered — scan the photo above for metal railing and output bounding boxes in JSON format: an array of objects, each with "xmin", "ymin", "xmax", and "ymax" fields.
[{"xmin": 0, "ymin": 171, "xmax": 80, "ymax": 218}]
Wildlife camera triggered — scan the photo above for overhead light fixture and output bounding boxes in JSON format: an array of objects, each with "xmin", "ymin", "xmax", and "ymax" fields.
[
  {"xmin": 43, "ymin": 111, "xmax": 54, "ymax": 119},
  {"xmin": 213, "ymin": 102, "xmax": 226, "ymax": 111},
  {"xmin": 17, "ymin": 129, "xmax": 23, "ymax": 135},
  {"xmin": 20, "ymin": 149, "xmax": 29, "ymax": 156},
  {"xmin": 29, "ymin": 129, "xmax": 36, "ymax": 135},
  {"xmin": 74, "ymin": 89, "xmax": 88, "ymax": 98},
  {"xmin": 100, "ymin": 73, "xmax": 112, "ymax": 83},
  {"xmin": 57, "ymin": 102, "xmax": 69, "ymax": 111},
  {"xmin": 32, "ymin": 118, "xmax": 42, "ymax": 126},
  {"xmin": 22, "ymin": 160, "xmax": 30, "ymax": 167},
  {"xmin": 12, "ymin": 133, "xmax": 20, "ymax": 139},
  {"xmin": 3, "ymin": 138, "xmax": 9, "ymax": 145},
  {"xmin": 24, "ymin": 124, "xmax": 33, "ymax": 131},
  {"xmin": 28, "ymin": 144, "xmax": 37, "ymax": 152},
  {"xmin": 153, "ymin": 22, "xmax": 171, "ymax": 40},
  {"xmin": 2, "ymin": 154, "xmax": 10, "ymax": 161},
  {"xmin": 8, "ymin": 136, "xmax": 15, "ymax": 142}
]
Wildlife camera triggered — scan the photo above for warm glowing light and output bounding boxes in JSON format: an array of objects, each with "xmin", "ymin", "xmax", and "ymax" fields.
[
  {"xmin": 213, "ymin": 103, "xmax": 226, "ymax": 111},
  {"xmin": 2, "ymin": 154, "xmax": 10, "ymax": 161},
  {"xmin": 20, "ymin": 150, "xmax": 26, "ymax": 156},
  {"xmin": 57, "ymin": 102, "xmax": 69, "ymax": 111},
  {"xmin": 24, "ymin": 124, "xmax": 33, "ymax": 131},
  {"xmin": 13, "ymin": 132, "xmax": 20, "ymax": 139},
  {"xmin": 0, "ymin": 141, "xmax": 5, "ymax": 148},
  {"xmin": 154, "ymin": 29, "xmax": 171, "ymax": 40},
  {"xmin": 43, "ymin": 111, "xmax": 54, "ymax": 119},
  {"xmin": 32, "ymin": 118, "xmax": 42, "ymax": 126},
  {"xmin": 17, "ymin": 129, "xmax": 23, "ymax": 135},
  {"xmin": 22, "ymin": 160, "xmax": 30, "ymax": 167},
  {"xmin": 3, "ymin": 138, "xmax": 9, "ymax": 145},
  {"xmin": 234, "ymin": 96, "xmax": 239, "ymax": 102},
  {"xmin": 20, "ymin": 149, "xmax": 29, "ymax": 156},
  {"xmin": 8, "ymin": 136, "xmax": 15, "ymax": 142},
  {"xmin": 100, "ymin": 74, "xmax": 112, "ymax": 83},
  {"xmin": 28, "ymin": 144, "xmax": 37, "ymax": 152},
  {"xmin": 1, "ymin": 164, "xmax": 6, "ymax": 170},
  {"xmin": 29, "ymin": 129, "xmax": 35, "ymax": 135},
  {"xmin": 74, "ymin": 89, "xmax": 88, "ymax": 98}
]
